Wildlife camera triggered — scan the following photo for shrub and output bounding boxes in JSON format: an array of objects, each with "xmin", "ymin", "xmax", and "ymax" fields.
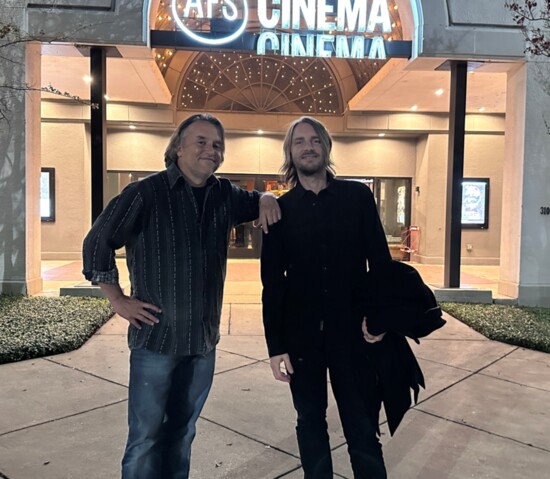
[
  {"xmin": 0, "ymin": 295, "xmax": 114, "ymax": 364},
  {"xmin": 440, "ymin": 302, "xmax": 550, "ymax": 353}
]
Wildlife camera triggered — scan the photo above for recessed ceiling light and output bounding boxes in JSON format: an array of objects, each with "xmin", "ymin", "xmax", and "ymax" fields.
[
  {"xmin": 104, "ymin": 94, "xmax": 110, "ymax": 101},
  {"xmin": 410, "ymin": 105, "xmax": 418, "ymax": 111},
  {"xmin": 435, "ymin": 88, "xmax": 444, "ymax": 96},
  {"xmin": 478, "ymin": 107, "xmax": 486, "ymax": 113},
  {"xmin": 378, "ymin": 133, "xmax": 386, "ymax": 137},
  {"xmin": 257, "ymin": 129, "xmax": 264, "ymax": 135},
  {"xmin": 129, "ymin": 124, "xmax": 137, "ymax": 130},
  {"xmin": 83, "ymin": 75, "xmax": 92, "ymax": 83}
]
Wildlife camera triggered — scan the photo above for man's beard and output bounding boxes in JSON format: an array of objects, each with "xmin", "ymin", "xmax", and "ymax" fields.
[{"xmin": 296, "ymin": 160, "xmax": 325, "ymax": 177}]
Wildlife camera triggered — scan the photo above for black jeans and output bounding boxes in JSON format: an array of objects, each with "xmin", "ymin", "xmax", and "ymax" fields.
[{"xmin": 289, "ymin": 333, "xmax": 387, "ymax": 479}]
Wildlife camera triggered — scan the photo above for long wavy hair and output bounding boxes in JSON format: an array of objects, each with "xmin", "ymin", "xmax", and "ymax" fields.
[
  {"xmin": 280, "ymin": 116, "xmax": 336, "ymax": 186},
  {"xmin": 164, "ymin": 113, "xmax": 225, "ymax": 168}
]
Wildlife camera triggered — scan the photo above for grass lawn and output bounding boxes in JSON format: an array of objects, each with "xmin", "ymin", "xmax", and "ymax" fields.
[
  {"xmin": 0, "ymin": 295, "xmax": 114, "ymax": 364},
  {"xmin": 440, "ymin": 302, "xmax": 550, "ymax": 354}
]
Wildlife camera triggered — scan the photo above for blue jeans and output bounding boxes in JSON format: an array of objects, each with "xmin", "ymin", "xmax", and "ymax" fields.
[{"xmin": 121, "ymin": 348, "xmax": 216, "ymax": 479}]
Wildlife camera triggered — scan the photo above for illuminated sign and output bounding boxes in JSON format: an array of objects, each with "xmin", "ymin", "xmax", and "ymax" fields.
[
  {"xmin": 169, "ymin": 0, "xmax": 394, "ymax": 59},
  {"xmin": 461, "ymin": 179, "xmax": 490, "ymax": 229}
]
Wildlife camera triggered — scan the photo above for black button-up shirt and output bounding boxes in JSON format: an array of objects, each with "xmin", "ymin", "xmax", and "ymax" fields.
[
  {"xmin": 83, "ymin": 163, "xmax": 259, "ymax": 356},
  {"xmin": 261, "ymin": 177, "xmax": 391, "ymax": 357}
]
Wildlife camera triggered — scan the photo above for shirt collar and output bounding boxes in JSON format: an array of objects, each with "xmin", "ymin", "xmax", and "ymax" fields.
[
  {"xmin": 166, "ymin": 162, "xmax": 219, "ymax": 189},
  {"xmin": 294, "ymin": 172, "xmax": 336, "ymax": 198}
]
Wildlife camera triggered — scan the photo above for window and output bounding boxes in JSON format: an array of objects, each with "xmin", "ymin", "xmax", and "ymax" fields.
[{"xmin": 40, "ymin": 167, "xmax": 56, "ymax": 222}]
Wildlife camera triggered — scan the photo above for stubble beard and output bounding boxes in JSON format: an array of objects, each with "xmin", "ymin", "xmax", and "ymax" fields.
[{"xmin": 295, "ymin": 157, "xmax": 325, "ymax": 177}]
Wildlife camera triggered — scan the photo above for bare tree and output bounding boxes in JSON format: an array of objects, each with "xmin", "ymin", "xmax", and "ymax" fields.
[
  {"xmin": 0, "ymin": 20, "xmax": 95, "ymax": 123},
  {"xmin": 506, "ymin": 1, "xmax": 550, "ymax": 57}
]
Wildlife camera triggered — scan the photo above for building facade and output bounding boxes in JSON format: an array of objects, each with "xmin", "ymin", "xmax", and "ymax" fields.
[{"xmin": 1, "ymin": 0, "xmax": 549, "ymax": 306}]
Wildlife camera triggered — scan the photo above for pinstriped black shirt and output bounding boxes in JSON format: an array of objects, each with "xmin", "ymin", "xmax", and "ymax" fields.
[{"xmin": 83, "ymin": 163, "xmax": 259, "ymax": 356}]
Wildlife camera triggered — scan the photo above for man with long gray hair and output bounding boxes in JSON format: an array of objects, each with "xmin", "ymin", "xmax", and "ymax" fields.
[
  {"xmin": 83, "ymin": 113, "xmax": 280, "ymax": 478},
  {"xmin": 262, "ymin": 116, "xmax": 391, "ymax": 478}
]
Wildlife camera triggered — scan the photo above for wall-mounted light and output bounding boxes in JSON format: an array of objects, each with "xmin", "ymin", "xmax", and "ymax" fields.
[
  {"xmin": 257, "ymin": 129, "xmax": 264, "ymax": 135},
  {"xmin": 378, "ymin": 132, "xmax": 386, "ymax": 137},
  {"xmin": 435, "ymin": 88, "xmax": 444, "ymax": 96},
  {"xmin": 129, "ymin": 124, "xmax": 137, "ymax": 130},
  {"xmin": 83, "ymin": 75, "xmax": 93, "ymax": 84},
  {"xmin": 478, "ymin": 107, "xmax": 486, "ymax": 113},
  {"xmin": 410, "ymin": 105, "xmax": 418, "ymax": 111}
]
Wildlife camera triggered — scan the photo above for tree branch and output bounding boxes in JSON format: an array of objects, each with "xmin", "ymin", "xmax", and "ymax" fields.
[{"xmin": 506, "ymin": 1, "xmax": 550, "ymax": 58}]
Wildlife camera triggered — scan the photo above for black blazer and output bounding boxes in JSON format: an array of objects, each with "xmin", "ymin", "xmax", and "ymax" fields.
[{"xmin": 363, "ymin": 261, "xmax": 446, "ymax": 435}]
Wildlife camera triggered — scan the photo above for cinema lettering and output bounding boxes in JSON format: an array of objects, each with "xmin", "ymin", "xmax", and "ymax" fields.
[{"xmin": 164, "ymin": 0, "xmax": 408, "ymax": 60}]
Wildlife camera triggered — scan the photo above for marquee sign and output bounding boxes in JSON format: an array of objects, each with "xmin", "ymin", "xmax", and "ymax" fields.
[{"xmin": 150, "ymin": 0, "xmax": 412, "ymax": 60}]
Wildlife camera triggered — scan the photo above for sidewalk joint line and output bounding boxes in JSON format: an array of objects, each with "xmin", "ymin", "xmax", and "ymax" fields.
[
  {"xmin": 42, "ymin": 357, "xmax": 129, "ymax": 389},
  {"xmin": 272, "ymin": 465, "xmax": 304, "ymax": 478},
  {"xmin": 416, "ymin": 409, "xmax": 550, "ymax": 453},
  {"xmin": 411, "ymin": 346, "xmax": 520, "ymax": 408},
  {"xmin": 417, "ymin": 338, "xmax": 488, "ymax": 342},
  {"xmin": 0, "ymin": 399, "xmax": 127, "ymax": 438},
  {"xmin": 216, "ymin": 348, "xmax": 268, "ymax": 362},
  {"xmin": 214, "ymin": 360, "xmax": 263, "ymax": 376},
  {"xmin": 414, "ymin": 356, "xmax": 473, "ymax": 372},
  {"xmin": 200, "ymin": 416, "xmax": 301, "ymax": 460},
  {"xmin": 227, "ymin": 303, "xmax": 232, "ymax": 335},
  {"xmin": 478, "ymin": 371, "xmax": 550, "ymax": 393}
]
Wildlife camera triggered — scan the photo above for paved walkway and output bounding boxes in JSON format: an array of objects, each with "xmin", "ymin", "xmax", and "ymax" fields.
[{"xmin": 1, "ymin": 262, "xmax": 548, "ymax": 478}]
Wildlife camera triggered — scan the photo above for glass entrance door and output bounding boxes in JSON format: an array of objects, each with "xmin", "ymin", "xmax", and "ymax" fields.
[
  {"xmin": 344, "ymin": 177, "xmax": 412, "ymax": 261},
  {"xmin": 226, "ymin": 176, "xmax": 263, "ymax": 259},
  {"xmin": 374, "ymin": 178, "xmax": 412, "ymax": 260}
]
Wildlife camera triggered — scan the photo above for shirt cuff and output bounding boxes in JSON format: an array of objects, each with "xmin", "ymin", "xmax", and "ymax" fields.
[{"xmin": 83, "ymin": 268, "xmax": 119, "ymax": 284}]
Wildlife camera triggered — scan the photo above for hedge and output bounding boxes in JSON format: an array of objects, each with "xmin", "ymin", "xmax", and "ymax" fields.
[
  {"xmin": 440, "ymin": 302, "xmax": 550, "ymax": 353},
  {"xmin": 0, "ymin": 295, "xmax": 114, "ymax": 364}
]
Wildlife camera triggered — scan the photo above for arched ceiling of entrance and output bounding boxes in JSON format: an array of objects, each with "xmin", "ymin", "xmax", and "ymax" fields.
[{"xmin": 152, "ymin": 0, "xmax": 404, "ymax": 114}]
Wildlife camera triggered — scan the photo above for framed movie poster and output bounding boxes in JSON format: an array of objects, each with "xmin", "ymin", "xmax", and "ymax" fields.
[
  {"xmin": 461, "ymin": 178, "xmax": 489, "ymax": 229},
  {"xmin": 41, "ymin": 167, "xmax": 56, "ymax": 222}
]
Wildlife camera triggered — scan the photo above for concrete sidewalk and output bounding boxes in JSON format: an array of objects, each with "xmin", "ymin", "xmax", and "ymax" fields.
[{"xmin": 1, "ymin": 263, "xmax": 549, "ymax": 478}]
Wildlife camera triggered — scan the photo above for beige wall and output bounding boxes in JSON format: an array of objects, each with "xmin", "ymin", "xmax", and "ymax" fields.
[
  {"xmin": 40, "ymin": 108, "xmax": 505, "ymax": 266},
  {"xmin": 413, "ymin": 134, "xmax": 448, "ymax": 264},
  {"xmin": 413, "ymin": 133, "xmax": 504, "ymax": 265},
  {"xmin": 462, "ymin": 134, "xmax": 504, "ymax": 264},
  {"xmin": 333, "ymin": 138, "xmax": 416, "ymax": 178},
  {"xmin": 107, "ymin": 129, "xmax": 418, "ymax": 178},
  {"xmin": 41, "ymin": 122, "xmax": 90, "ymax": 260},
  {"xmin": 108, "ymin": 129, "xmax": 168, "ymax": 172}
]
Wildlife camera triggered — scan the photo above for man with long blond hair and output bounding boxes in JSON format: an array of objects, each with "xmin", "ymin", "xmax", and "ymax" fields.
[{"xmin": 261, "ymin": 116, "xmax": 391, "ymax": 478}]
